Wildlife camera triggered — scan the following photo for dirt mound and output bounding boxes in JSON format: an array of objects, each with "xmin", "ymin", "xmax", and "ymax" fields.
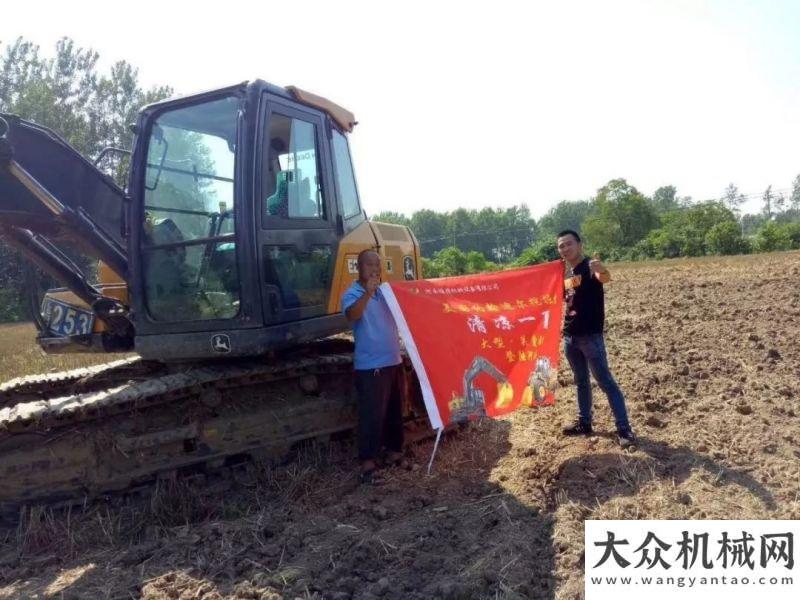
[{"xmin": 1, "ymin": 251, "xmax": 799, "ymax": 599}]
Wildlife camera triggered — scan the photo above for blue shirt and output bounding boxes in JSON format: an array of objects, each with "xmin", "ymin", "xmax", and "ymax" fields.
[{"xmin": 341, "ymin": 281, "xmax": 402, "ymax": 370}]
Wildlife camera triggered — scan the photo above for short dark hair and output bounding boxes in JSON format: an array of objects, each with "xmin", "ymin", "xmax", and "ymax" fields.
[
  {"xmin": 357, "ymin": 248, "xmax": 379, "ymax": 267},
  {"xmin": 270, "ymin": 137, "xmax": 286, "ymax": 153},
  {"xmin": 557, "ymin": 229, "xmax": 581, "ymax": 243}
]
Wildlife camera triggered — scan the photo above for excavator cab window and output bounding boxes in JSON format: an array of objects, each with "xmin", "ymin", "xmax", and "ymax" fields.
[
  {"xmin": 141, "ymin": 95, "xmax": 241, "ymax": 322},
  {"xmin": 264, "ymin": 114, "xmax": 325, "ymax": 219},
  {"xmin": 330, "ymin": 129, "xmax": 362, "ymax": 221}
]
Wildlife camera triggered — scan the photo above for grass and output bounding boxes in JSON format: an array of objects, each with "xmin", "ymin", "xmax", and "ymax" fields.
[{"xmin": 0, "ymin": 322, "xmax": 125, "ymax": 383}]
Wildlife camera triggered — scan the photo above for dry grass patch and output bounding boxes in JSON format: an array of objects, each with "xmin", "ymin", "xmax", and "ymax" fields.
[{"xmin": 0, "ymin": 322, "xmax": 125, "ymax": 383}]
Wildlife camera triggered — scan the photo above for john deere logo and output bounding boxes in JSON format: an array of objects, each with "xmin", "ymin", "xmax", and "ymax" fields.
[
  {"xmin": 211, "ymin": 334, "xmax": 232, "ymax": 354},
  {"xmin": 403, "ymin": 256, "xmax": 415, "ymax": 280}
]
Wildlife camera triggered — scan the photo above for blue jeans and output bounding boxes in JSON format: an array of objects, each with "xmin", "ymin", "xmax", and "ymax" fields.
[{"xmin": 564, "ymin": 333, "xmax": 631, "ymax": 433}]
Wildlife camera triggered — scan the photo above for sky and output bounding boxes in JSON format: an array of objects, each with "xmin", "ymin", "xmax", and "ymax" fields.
[{"xmin": 2, "ymin": 0, "xmax": 799, "ymax": 218}]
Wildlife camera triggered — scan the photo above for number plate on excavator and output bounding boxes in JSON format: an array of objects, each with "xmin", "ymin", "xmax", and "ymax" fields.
[{"xmin": 41, "ymin": 298, "xmax": 95, "ymax": 336}]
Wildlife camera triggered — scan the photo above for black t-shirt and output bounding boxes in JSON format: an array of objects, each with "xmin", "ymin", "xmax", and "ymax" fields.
[{"xmin": 563, "ymin": 257, "xmax": 605, "ymax": 336}]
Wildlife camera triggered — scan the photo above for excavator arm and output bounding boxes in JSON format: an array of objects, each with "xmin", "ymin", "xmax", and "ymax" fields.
[
  {"xmin": 448, "ymin": 355, "xmax": 510, "ymax": 422},
  {"xmin": 0, "ymin": 114, "xmax": 133, "ymax": 349},
  {"xmin": 463, "ymin": 355, "xmax": 508, "ymax": 392}
]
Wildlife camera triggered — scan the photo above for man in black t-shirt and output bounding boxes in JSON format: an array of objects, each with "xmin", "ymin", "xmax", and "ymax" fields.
[{"xmin": 557, "ymin": 230, "xmax": 635, "ymax": 449}]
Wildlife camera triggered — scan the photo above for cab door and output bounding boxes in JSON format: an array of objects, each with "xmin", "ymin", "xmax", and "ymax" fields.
[
  {"xmin": 130, "ymin": 90, "xmax": 262, "ymax": 339},
  {"xmin": 257, "ymin": 94, "xmax": 339, "ymax": 325}
]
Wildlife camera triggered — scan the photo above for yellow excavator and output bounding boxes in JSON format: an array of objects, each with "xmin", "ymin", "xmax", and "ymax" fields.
[{"xmin": 0, "ymin": 81, "xmax": 425, "ymax": 515}]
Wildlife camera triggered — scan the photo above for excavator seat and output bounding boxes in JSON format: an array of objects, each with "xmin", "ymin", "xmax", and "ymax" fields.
[{"xmin": 266, "ymin": 171, "xmax": 290, "ymax": 217}]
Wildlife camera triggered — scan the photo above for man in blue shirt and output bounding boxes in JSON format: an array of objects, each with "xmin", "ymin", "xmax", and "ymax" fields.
[{"xmin": 341, "ymin": 249, "xmax": 404, "ymax": 484}]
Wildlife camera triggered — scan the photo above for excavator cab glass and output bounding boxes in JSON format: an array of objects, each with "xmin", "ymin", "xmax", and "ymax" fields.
[
  {"xmin": 141, "ymin": 95, "xmax": 240, "ymax": 321},
  {"xmin": 128, "ymin": 83, "xmax": 369, "ymax": 359},
  {"xmin": 261, "ymin": 109, "xmax": 333, "ymax": 311},
  {"xmin": 330, "ymin": 129, "xmax": 361, "ymax": 219},
  {"xmin": 264, "ymin": 115, "xmax": 324, "ymax": 220}
]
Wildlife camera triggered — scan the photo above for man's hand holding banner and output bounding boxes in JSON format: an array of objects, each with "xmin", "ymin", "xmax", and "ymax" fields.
[{"xmin": 382, "ymin": 261, "xmax": 565, "ymax": 431}]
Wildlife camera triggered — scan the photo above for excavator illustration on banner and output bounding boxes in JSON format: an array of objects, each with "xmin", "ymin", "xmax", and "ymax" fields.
[{"xmin": 448, "ymin": 356, "xmax": 514, "ymax": 422}]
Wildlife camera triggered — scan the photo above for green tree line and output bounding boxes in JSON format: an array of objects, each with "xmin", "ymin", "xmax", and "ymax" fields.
[{"xmin": 377, "ymin": 177, "xmax": 800, "ymax": 277}]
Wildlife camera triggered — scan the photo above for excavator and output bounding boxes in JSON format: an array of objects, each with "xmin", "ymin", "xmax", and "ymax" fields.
[
  {"xmin": 0, "ymin": 80, "xmax": 426, "ymax": 515},
  {"xmin": 448, "ymin": 356, "xmax": 512, "ymax": 422}
]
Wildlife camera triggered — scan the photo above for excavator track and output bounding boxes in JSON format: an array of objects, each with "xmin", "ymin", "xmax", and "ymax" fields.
[
  {"xmin": 0, "ymin": 340, "xmax": 426, "ymax": 518},
  {"xmin": 0, "ymin": 357, "xmax": 146, "ymax": 406}
]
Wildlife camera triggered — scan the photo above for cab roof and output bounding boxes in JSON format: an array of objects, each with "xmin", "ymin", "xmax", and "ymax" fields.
[{"xmin": 142, "ymin": 80, "xmax": 357, "ymax": 133}]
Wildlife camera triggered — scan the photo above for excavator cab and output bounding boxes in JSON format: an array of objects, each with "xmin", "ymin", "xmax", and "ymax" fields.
[{"xmin": 0, "ymin": 80, "xmax": 421, "ymax": 360}]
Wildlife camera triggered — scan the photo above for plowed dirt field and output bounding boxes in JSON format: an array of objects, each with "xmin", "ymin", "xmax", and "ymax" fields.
[{"xmin": 1, "ymin": 252, "xmax": 799, "ymax": 599}]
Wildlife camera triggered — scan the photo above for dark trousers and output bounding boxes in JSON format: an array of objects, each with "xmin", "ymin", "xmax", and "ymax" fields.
[
  {"xmin": 354, "ymin": 364, "xmax": 404, "ymax": 462},
  {"xmin": 564, "ymin": 333, "xmax": 631, "ymax": 433}
]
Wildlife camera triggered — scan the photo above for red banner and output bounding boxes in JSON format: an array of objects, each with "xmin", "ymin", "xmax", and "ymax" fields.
[{"xmin": 382, "ymin": 261, "xmax": 565, "ymax": 430}]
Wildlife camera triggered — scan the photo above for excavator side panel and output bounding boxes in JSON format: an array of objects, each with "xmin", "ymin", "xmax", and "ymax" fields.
[{"xmin": 326, "ymin": 220, "xmax": 421, "ymax": 315}]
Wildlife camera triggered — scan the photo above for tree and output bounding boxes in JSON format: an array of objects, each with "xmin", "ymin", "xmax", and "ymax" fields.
[
  {"xmin": 410, "ymin": 209, "xmax": 449, "ymax": 256},
  {"xmin": 465, "ymin": 251, "xmax": 488, "ymax": 273},
  {"xmin": 773, "ymin": 192, "xmax": 787, "ymax": 215},
  {"xmin": 537, "ymin": 200, "xmax": 594, "ymax": 236},
  {"xmin": 505, "ymin": 205, "xmax": 538, "ymax": 258},
  {"xmin": 581, "ymin": 179, "xmax": 659, "ymax": 255},
  {"xmin": 775, "ymin": 208, "xmax": 800, "ymax": 224},
  {"xmin": 430, "ymin": 246, "xmax": 468, "ymax": 276},
  {"xmin": 514, "ymin": 239, "xmax": 561, "ymax": 266},
  {"xmin": 651, "ymin": 185, "xmax": 681, "ymax": 214},
  {"xmin": 741, "ymin": 213, "xmax": 766, "ymax": 236},
  {"xmin": 371, "ymin": 211, "xmax": 409, "ymax": 226},
  {"xmin": 681, "ymin": 202, "xmax": 737, "ymax": 255},
  {"xmin": 643, "ymin": 225, "xmax": 684, "ymax": 259},
  {"xmin": 704, "ymin": 221, "xmax": 750, "ymax": 255},
  {"xmin": 721, "ymin": 183, "xmax": 746, "ymax": 216},
  {"xmin": 643, "ymin": 201, "xmax": 736, "ymax": 258},
  {"xmin": 485, "ymin": 205, "xmax": 537, "ymax": 262},
  {"xmin": 629, "ymin": 237, "xmax": 656, "ymax": 261},
  {"xmin": 784, "ymin": 223, "xmax": 800, "ymax": 248},
  {"xmin": 791, "ymin": 174, "xmax": 800, "ymax": 212},
  {"xmin": 581, "ymin": 215, "xmax": 622, "ymax": 257},
  {"xmin": 470, "ymin": 207, "xmax": 499, "ymax": 258},
  {"xmin": 0, "ymin": 244, "xmax": 27, "ymax": 321},
  {"xmin": 755, "ymin": 221, "xmax": 791, "ymax": 252},
  {"xmin": 683, "ymin": 201, "xmax": 737, "ymax": 231},
  {"xmin": 406, "ymin": 205, "xmax": 535, "ymax": 262},
  {"xmin": 421, "ymin": 257, "xmax": 440, "ymax": 278},
  {"xmin": 0, "ymin": 37, "xmax": 171, "ymax": 172},
  {"xmin": 762, "ymin": 185, "xmax": 773, "ymax": 220},
  {"xmin": 0, "ymin": 37, "xmax": 172, "ymax": 322},
  {"xmin": 443, "ymin": 208, "xmax": 473, "ymax": 248}
]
